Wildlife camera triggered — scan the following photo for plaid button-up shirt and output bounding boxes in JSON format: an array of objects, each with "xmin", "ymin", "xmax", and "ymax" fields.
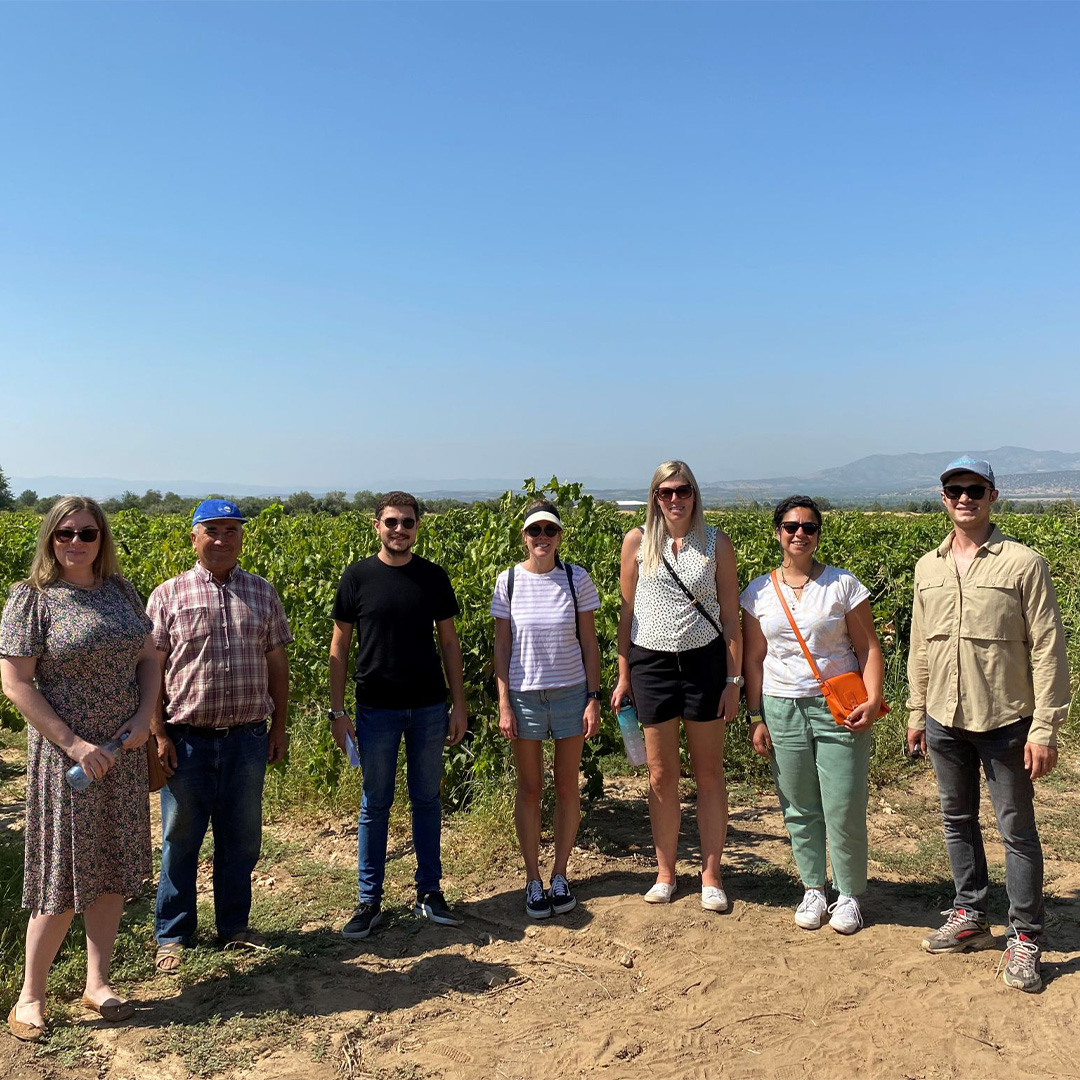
[{"xmin": 148, "ymin": 564, "xmax": 293, "ymax": 728}]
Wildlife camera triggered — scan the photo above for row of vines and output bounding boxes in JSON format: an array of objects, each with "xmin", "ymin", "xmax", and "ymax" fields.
[{"xmin": 1, "ymin": 480, "xmax": 1078, "ymax": 804}]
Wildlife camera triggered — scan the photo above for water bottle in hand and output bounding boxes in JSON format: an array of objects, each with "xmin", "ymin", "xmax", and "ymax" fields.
[
  {"xmin": 66, "ymin": 733, "xmax": 129, "ymax": 791},
  {"xmin": 617, "ymin": 697, "xmax": 647, "ymax": 767}
]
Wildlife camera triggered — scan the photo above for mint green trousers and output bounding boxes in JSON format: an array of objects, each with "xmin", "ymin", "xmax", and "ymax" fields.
[{"xmin": 762, "ymin": 694, "xmax": 871, "ymax": 897}]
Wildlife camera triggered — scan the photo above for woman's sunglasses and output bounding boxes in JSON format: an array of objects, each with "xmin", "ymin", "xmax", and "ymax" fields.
[
  {"xmin": 53, "ymin": 527, "xmax": 100, "ymax": 543},
  {"xmin": 943, "ymin": 484, "xmax": 989, "ymax": 501},
  {"xmin": 779, "ymin": 521, "xmax": 821, "ymax": 536},
  {"xmin": 380, "ymin": 516, "xmax": 416, "ymax": 530},
  {"xmin": 656, "ymin": 484, "xmax": 694, "ymax": 502},
  {"xmin": 525, "ymin": 523, "xmax": 561, "ymax": 538}
]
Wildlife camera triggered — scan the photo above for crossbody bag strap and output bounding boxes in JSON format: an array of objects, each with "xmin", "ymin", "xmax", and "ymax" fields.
[
  {"xmin": 660, "ymin": 550, "xmax": 722, "ymax": 639},
  {"xmin": 769, "ymin": 569, "xmax": 828, "ymax": 693}
]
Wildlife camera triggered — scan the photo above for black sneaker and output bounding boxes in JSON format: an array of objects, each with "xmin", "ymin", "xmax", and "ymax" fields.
[
  {"xmin": 549, "ymin": 874, "xmax": 577, "ymax": 915},
  {"xmin": 342, "ymin": 902, "xmax": 383, "ymax": 940},
  {"xmin": 525, "ymin": 879, "xmax": 553, "ymax": 919},
  {"xmin": 415, "ymin": 891, "xmax": 464, "ymax": 926}
]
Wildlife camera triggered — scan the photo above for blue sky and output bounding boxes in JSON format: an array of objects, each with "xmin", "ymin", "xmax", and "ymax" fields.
[{"xmin": 2, "ymin": 2, "xmax": 1078, "ymax": 491}]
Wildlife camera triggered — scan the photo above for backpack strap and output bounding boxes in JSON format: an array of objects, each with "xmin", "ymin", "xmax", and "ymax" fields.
[
  {"xmin": 507, "ymin": 563, "xmax": 515, "ymax": 608},
  {"xmin": 556, "ymin": 556, "xmax": 580, "ymax": 642}
]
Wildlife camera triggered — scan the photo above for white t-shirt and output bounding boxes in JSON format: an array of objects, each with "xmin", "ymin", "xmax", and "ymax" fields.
[
  {"xmin": 491, "ymin": 563, "xmax": 601, "ymax": 692},
  {"xmin": 739, "ymin": 566, "xmax": 870, "ymax": 699}
]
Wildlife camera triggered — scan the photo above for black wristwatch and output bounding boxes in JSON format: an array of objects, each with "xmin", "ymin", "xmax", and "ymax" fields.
[
  {"xmin": 585, "ymin": 691, "xmax": 602, "ymax": 701},
  {"xmin": 328, "ymin": 709, "xmax": 347, "ymax": 723}
]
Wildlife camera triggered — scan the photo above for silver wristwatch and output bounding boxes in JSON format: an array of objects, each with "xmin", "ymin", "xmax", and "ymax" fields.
[{"xmin": 726, "ymin": 675, "xmax": 745, "ymax": 687}]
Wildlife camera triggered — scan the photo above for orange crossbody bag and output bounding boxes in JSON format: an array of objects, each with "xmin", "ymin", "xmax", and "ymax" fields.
[{"xmin": 769, "ymin": 570, "xmax": 889, "ymax": 725}]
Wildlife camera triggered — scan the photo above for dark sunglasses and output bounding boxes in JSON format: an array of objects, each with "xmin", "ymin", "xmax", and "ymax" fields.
[
  {"xmin": 656, "ymin": 484, "xmax": 694, "ymax": 502},
  {"xmin": 53, "ymin": 527, "xmax": 100, "ymax": 543},
  {"xmin": 943, "ymin": 484, "xmax": 988, "ymax": 501},
  {"xmin": 779, "ymin": 521, "xmax": 821, "ymax": 536},
  {"xmin": 380, "ymin": 516, "xmax": 416, "ymax": 530},
  {"xmin": 525, "ymin": 523, "xmax": 561, "ymax": 538}
]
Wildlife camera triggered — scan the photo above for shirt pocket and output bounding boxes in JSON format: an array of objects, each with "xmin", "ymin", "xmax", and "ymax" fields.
[
  {"xmin": 175, "ymin": 605, "xmax": 210, "ymax": 642},
  {"xmin": 916, "ymin": 576, "xmax": 952, "ymax": 639},
  {"xmin": 963, "ymin": 575, "xmax": 1026, "ymax": 641}
]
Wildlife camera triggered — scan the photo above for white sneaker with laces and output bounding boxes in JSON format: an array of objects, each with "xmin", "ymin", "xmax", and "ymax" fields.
[
  {"xmin": 794, "ymin": 888, "xmax": 828, "ymax": 930},
  {"xmin": 643, "ymin": 879, "xmax": 676, "ymax": 904},
  {"xmin": 701, "ymin": 885, "xmax": 729, "ymax": 913},
  {"xmin": 828, "ymin": 895, "xmax": 863, "ymax": 935}
]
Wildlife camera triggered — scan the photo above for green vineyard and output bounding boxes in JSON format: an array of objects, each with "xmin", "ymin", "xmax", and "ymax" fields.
[{"xmin": 2, "ymin": 480, "xmax": 1078, "ymax": 802}]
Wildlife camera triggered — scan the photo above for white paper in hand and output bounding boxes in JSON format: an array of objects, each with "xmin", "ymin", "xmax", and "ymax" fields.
[{"xmin": 345, "ymin": 732, "xmax": 361, "ymax": 768}]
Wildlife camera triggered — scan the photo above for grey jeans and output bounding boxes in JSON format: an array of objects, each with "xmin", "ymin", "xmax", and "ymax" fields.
[{"xmin": 926, "ymin": 715, "xmax": 1044, "ymax": 936}]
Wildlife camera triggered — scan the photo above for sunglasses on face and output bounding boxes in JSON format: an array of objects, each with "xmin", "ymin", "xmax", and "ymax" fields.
[
  {"xmin": 943, "ymin": 484, "xmax": 988, "ymax": 501},
  {"xmin": 380, "ymin": 516, "xmax": 416, "ymax": 530},
  {"xmin": 779, "ymin": 521, "xmax": 821, "ymax": 536},
  {"xmin": 525, "ymin": 523, "xmax": 561, "ymax": 538},
  {"xmin": 53, "ymin": 527, "xmax": 100, "ymax": 543},
  {"xmin": 656, "ymin": 484, "xmax": 694, "ymax": 502}
]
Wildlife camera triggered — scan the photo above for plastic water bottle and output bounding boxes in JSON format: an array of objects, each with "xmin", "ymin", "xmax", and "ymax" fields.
[
  {"xmin": 617, "ymin": 697, "xmax": 648, "ymax": 767},
  {"xmin": 66, "ymin": 733, "xmax": 129, "ymax": 791}
]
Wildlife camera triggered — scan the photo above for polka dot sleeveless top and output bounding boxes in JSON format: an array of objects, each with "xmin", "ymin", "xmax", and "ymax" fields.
[{"xmin": 631, "ymin": 526, "xmax": 722, "ymax": 652}]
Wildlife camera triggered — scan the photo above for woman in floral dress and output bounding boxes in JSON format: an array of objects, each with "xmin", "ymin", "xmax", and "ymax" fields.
[{"xmin": 1, "ymin": 497, "xmax": 158, "ymax": 1040}]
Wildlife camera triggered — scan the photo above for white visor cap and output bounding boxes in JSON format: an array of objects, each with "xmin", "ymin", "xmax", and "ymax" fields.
[{"xmin": 522, "ymin": 509, "xmax": 562, "ymax": 530}]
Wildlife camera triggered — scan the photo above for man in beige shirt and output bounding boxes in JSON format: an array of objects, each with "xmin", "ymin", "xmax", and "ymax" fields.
[{"xmin": 907, "ymin": 457, "xmax": 1070, "ymax": 993}]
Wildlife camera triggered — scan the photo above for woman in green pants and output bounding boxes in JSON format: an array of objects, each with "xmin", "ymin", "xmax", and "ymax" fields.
[{"xmin": 740, "ymin": 496, "xmax": 885, "ymax": 934}]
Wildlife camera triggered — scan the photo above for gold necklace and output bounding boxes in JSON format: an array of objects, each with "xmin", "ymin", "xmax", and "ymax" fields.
[{"xmin": 781, "ymin": 561, "xmax": 817, "ymax": 601}]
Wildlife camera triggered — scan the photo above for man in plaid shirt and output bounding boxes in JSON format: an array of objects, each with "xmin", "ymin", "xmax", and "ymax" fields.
[{"xmin": 147, "ymin": 499, "xmax": 292, "ymax": 973}]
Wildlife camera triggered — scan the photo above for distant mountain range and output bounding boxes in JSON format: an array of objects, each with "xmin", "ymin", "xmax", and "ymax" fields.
[{"xmin": 10, "ymin": 447, "xmax": 1080, "ymax": 505}]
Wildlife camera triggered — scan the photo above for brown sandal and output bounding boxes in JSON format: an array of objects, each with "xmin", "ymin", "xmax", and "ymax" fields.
[
  {"xmin": 154, "ymin": 942, "xmax": 184, "ymax": 974},
  {"xmin": 80, "ymin": 994, "xmax": 135, "ymax": 1023},
  {"xmin": 8, "ymin": 1005, "xmax": 47, "ymax": 1042}
]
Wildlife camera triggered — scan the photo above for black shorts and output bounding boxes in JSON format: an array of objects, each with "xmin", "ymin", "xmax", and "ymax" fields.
[{"xmin": 628, "ymin": 637, "xmax": 726, "ymax": 726}]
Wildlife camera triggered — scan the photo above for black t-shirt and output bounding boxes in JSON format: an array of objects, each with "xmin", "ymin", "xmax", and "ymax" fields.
[{"xmin": 331, "ymin": 554, "xmax": 460, "ymax": 708}]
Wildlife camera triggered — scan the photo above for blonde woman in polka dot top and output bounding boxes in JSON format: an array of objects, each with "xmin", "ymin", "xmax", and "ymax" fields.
[{"xmin": 610, "ymin": 461, "xmax": 743, "ymax": 913}]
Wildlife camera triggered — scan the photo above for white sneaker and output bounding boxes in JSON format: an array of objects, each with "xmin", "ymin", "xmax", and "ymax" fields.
[
  {"xmin": 701, "ymin": 885, "xmax": 729, "ymax": 913},
  {"xmin": 828, "ymin": 895, "xmax": 863, "ymax": 935},
  {"xmin": 643, "ymin": 879, "xmax": 676, "ymax": 904},
  {"xmin": 794, "ymin": 888, "xmax": 829, "ymax": 930}
]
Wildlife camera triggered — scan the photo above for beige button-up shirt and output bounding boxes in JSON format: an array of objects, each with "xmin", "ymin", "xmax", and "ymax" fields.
[{"xmin": 907, "ymin": 526, "xmax": 1070, "ymax": 746}]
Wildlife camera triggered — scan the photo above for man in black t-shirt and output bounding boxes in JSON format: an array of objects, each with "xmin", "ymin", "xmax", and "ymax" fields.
[{"xmin": 328, "ymin": 491, "xmax": 468, "ymax": 939}]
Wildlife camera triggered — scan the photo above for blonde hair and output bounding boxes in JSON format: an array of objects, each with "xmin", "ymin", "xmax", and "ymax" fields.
[
  {"xmin": 640, "ymin": 460, "xmax": 707, "ymax": 576},
  {"xmin": 27, "ymin": 496, "xmax": 121, "ymax": 590}
]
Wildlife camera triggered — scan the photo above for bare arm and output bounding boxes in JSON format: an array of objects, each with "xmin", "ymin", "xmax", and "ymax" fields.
[
  {"xmin": 610, "ymin": 528, "xmax": 641, "ymax": 712},
  {"xmin": 266, "ymin": 645, "xmax": 290, "ymax": 764},
  {"xmin": 714, "ymin": 531, "xmax": 743, "ymax": 723},
  {"xmin": 494, "ymin": 616, "xmax": 516, "ymax": 739},
  {"xmin": 742, "ymin": 613, "xmax": 772, "ymax": 758},
  {"xmin": 844, "ymin": 599, "xmax": 884, "ymax": 732},
  {"xmin": 149, "ymin": 646, "xmax": 179, "ymax": 776},
  {"xmin": 436, "ymin": 616, "xmax": 467, "ymax": 746},
  {"xmin": 112, "ymin": 634, "xmax": 161, "ymax": 751},
  {"xmin": 578, "ymin": 609, "xmax": 603, "ymax": 738},
  {"xmin": 1, "ymin": 655, "xmax": 118, "ymax": 781},
  {"xmin": 328, "ymin": 619, "xmax": 356, "ymax": 752}
]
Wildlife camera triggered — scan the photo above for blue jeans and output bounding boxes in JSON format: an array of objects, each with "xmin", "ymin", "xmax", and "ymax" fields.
[
  {"xmin": 356, "ymin": 703, "xmax": 448, "ymax": 905},
  {"xmin": 155, "ymin": 722, "xmax": 268, "ymax": 943},
  {"xmin": 926, "ymin": 715, "xmax": 1044, "ymax": 936}
]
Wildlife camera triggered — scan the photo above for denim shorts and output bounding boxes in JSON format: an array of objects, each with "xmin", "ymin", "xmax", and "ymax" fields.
[{"xmin": 509, "ymin": 682, "xmax": 587, "ymax": 741}]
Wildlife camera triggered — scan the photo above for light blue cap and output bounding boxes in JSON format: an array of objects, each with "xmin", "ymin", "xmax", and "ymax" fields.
[
  {"xmin": 940, "ymin": 457, "xmax": 995, "ymax": 488},
  {"xmin": 192, "ymin": 499, "xmax": 247, "ymax": 526}
]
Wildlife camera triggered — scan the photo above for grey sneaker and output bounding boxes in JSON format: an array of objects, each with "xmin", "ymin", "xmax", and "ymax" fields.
[
  {"xmin": 998, "ymin": 933, "xmax": 1042, "ymax": 992},
  {"xmin": 921, "ymin": 908, "xmax": 993, "ymax": 954}
]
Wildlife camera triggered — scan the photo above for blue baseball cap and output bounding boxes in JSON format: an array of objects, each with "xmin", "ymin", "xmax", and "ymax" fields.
[
  {"xmin": 940, "ymin": 456, "xmax": 996, "ymax": 488},
  {"xmin": 192, "ymin": 499, "xmax": 247, "ymax": 526}
]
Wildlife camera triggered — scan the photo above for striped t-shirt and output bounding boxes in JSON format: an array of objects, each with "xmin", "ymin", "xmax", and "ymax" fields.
[{"xmin": 490, "ymin": 563, "xmax": 601, "ymax": 692}]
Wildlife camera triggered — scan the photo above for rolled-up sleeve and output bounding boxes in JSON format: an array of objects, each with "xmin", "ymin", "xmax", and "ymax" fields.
[
  {"xmin": 906, "ymin": 567, "xmax": 929, "ymax": 731},
  {"xmin": 1021, "ymin": 557, "xmax": 1071, "ymax": 746}
]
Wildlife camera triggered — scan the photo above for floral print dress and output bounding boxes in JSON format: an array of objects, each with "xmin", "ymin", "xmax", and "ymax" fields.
[{"xmin": 0, "ymin": 576, "xmax": 153, "ymax": 913}]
